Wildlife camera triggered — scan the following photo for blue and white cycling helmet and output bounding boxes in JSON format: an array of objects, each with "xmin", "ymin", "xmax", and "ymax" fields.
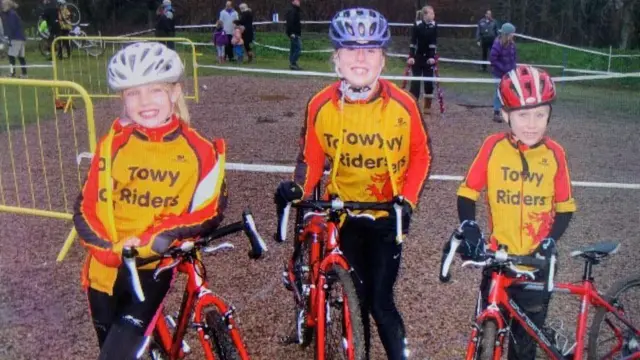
[{"xmin": 329, "ymin": 8, "xmax": 391, "ymax": 49}]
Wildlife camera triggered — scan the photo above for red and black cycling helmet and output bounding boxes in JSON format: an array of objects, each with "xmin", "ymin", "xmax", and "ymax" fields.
[{"xmin": 498, "ymin": 65, "xmax": 556, "ymax": 111}]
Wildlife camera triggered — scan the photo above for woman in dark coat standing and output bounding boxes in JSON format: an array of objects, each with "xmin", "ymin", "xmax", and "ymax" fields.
[{"xmin": 239, "ymin": 3, "xmax": 254, "ymax": 62}]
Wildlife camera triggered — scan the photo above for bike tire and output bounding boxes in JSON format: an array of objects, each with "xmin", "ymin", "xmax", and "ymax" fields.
[
  {"xmin": 587, "ymin": 274, "xmax": 640, "ymax": 360},
  {"xmin": 319, "ymin": 265, "xmax": 365, "ymax": 360},
  {"xmin": 39, "ymin": 39, "xmax": 51, "ymax": 59},
  {"xmin": 66, "ymin": 3, "xmax": 81, "ymax": 26},
  {"xmin": 204, "ymin": 308, "xmax": 242, "ymax": 360},
  {"xmin": 475, "ymin": 320, "xmax": 497, "ymax": 360},
  {"xmin": 293, "ymin": 234, "xmax": 314, "ymax": 347}
]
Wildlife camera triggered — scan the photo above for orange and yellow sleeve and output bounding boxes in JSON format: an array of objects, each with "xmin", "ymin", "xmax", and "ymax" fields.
[{"xmin": 457, "ymin": 134, "xmax": 505, "ymax": 201}]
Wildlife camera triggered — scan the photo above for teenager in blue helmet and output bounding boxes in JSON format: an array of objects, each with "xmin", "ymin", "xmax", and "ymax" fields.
[{"xmin": 275, "ymin": 8, "xmax": 432, "ymax": 360}]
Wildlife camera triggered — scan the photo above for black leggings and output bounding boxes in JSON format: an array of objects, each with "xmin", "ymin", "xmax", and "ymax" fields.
[
  {"xmin": 8, "ymin": 56, "xmax": 27, "ymax": 76},
  {"xmin": 479, "ymin": 271, "xmax": 552, "ymax": 360},
  {"xmin": 340, "ymin": 216, "xmax": 406, "ymax": 360},
  {"xmin": 409, "ymin": 59, "xmax": 435, "ymax": 100},
  {"xmin": 88, "ymin": 267, "xmax": 173, "ymax": 360}
]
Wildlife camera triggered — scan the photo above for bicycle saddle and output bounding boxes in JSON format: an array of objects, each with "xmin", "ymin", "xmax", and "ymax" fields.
[{"xmin": 570, "ymin": 241, "xmax": 620, "ymax": 261}]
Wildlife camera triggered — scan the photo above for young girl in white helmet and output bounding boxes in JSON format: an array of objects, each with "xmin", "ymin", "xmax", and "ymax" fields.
[
  {"xmin": 73, "ymin": 42, "xmax": 228, "ymax": 359},
  {"xmin": 275, "ymin": 8, "xmax": 432, "ymax": 360}
]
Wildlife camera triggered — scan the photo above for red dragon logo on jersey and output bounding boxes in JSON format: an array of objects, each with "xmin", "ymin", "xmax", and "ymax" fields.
[
  {"xmin": 366, "ymin": 172, "xmax": 393, "ymax": 201},
  {"xmin": 524, "ymin": 211, "xmax": 554, "ymax": 244}
]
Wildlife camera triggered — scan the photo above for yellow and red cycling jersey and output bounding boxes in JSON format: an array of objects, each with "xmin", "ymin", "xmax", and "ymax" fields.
[
  {"xmin": 73, "ymin": 115, "xmax": 227, "ymax": 295},
  {"xmin": 294, "ymin": 79, "xmax": 432, "ymax": 214},
  {"xmin": 457, "ymin": 132, "xmax": 577, "ymax": 255}
]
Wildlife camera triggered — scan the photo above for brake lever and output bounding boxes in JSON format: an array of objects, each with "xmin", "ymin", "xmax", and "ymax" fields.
[
  {"xmin": 123, "ymin": 247, "xmax": 145, "ymax": 302},
  {"xmin": 153, "ymin": 258, "xmax": 181, "ymax": 280},
  {"xmin": 203, "ymin": 241, "xmax": 235, "ymax": 254},
  {"xmin": 507, "ymin": 263, "xmax": 538, "ymax": 280},
  {"xmin": 547, "ymin": 254, "xmax": 556, "ymax": 292},
  {"xmin": 277, "ymin": 203, "xmax": 291, "ymax": 242},
  {"xmin": 461, "ymin": 259, "xmax": 491, "ymax": 268},
  {"xmin": 392, "ymin": 201, "xmax": 403, "ymax": 245}
]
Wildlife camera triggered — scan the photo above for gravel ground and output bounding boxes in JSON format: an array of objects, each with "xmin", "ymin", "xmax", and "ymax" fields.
[{"xmin": 0, "ymin": 75, "xmax": 639, "ymax": 359}]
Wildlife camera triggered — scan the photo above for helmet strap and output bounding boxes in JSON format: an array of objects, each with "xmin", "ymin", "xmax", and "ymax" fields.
[{"xmin": 334, "ymin": 60, "xmax": 384, "ymax": 101}]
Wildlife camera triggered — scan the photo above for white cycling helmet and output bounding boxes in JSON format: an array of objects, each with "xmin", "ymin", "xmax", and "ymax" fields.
[
  {"xmin": 107, "ymin": 42, "xmax": 184, "ymax": 91},
  {"xmin": 57, "ymin": 0, "xmax": 66, "ymax": 4}
]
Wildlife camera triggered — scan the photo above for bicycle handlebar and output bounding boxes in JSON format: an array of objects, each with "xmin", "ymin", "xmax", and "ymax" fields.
[
  {"xmin": 439, "ymin": 229, "xmax": 556, "ymax": 292},
  {"xmin": 123, "ymin": 209, "xmax": 267, "ymax": 302},
  {"xmin": 276, "ymin": 197, "xmax": 404, "ymax": 244}
]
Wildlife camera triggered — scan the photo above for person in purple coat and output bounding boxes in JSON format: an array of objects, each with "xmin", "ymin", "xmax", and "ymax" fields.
[
  {"xmin": 489, "ymin": 22, "xmax": 517, "ymax": 122},
  {"xmin": 0, "ymin": 0, "xmax": 27, "ymax": 78}
]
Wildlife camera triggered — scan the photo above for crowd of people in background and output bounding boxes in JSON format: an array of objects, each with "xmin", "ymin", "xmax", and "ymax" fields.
[
  {"xmin": 216, "ymin": 1, "xmax": 254, "ymax": 64},
  {"xmin": 0, "ymin": 0, "xmax": 518, "ymax": 119}
]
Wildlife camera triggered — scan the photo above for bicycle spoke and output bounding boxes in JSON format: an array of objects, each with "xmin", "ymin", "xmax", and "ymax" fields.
[{"xmin": 323, "ymin": 267, "xmax": 364, "ymax": 360}]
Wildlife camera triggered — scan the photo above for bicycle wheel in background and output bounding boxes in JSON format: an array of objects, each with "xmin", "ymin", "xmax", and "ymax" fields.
[
  {"xmin": 588, "ymin": 274, "xmax": 640, "ymax": 359},
  {"xmin": 79, "ymin": 31, "xmax": 105, "ymax": 57},
  {"xmin": 66, "ymin": 3, "xmax": 81, "ymax": 26}
]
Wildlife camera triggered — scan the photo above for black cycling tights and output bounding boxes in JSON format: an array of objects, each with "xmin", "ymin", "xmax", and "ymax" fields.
[
  {"xmin": 88, "ymin": 267, "xmax": 173, "ymax": 360},
  {"xmin": 340, "ymin": 217, "xmax": 407, "ymax": 360}
]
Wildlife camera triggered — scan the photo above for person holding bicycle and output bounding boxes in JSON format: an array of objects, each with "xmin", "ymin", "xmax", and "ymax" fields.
[
  {"xmin": 453, "ymin": 65, "xmax": 576, "ymax": 359},
  {"xmin": 41, "ymin": 0, "xmax": 59, "ymax": 60},
  {"xmin": 73, "ymin": 42, "xmax": 229, "ymax": 359},
  {"xmin": 274, "ymin": 8, "xmax": 432, "ymax": 359}
]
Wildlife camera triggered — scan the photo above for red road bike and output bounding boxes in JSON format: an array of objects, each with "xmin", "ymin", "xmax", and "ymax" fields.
[
  {"xmin": 276, "ymin": 196, "xmax": 403, "ymax": 360},
  {"xmin": 123, "ymin": 210, "xmax": 267, "ymax": 360},
  {"xmin": 440, "ymin": 227, "xmax": 640, "ymax": 359}
]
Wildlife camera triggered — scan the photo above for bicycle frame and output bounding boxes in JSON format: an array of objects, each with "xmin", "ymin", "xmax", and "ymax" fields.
[
  {"xmin": 467, "ymin": 269, "xmax": 640, "ymax": 359},
  {"xmin": 152, "ymin": 257, "xmax": 250, "ymax": 360},
  {"xmin": 290, "ymin": 213, "xmax": 356, "ymax": 360}
]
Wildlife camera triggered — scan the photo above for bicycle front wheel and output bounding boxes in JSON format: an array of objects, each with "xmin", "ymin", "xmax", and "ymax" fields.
[
  {"xmin": 319, "ymin": 265, "xmax": 365, "ymax": 360},
  {"xmin": 204, "ymin": 308, "xmax": 243, "ymax": 360},
  {"xmin": 588, "ymin": 274, "xmax": 640, "ymax": 360},
  {"xmin": 474, "ymin": 320, "xmax": 498, "ymax": 360}
]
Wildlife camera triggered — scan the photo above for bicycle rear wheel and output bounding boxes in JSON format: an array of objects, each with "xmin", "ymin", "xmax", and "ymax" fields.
[
  {"xmin": 66, "ymin": 3, "xmax": 81, "ymax": 26},
  {"xmin": 204, "ymin": 308, "xmax": 243, "ymax": 360},
  {"xmin": 588, "ymin": 274, "xmax": 640, "ymax": 360},
  {"xmin": 319, "ymin": 265, "xmax": 365, "ymax": 360}
]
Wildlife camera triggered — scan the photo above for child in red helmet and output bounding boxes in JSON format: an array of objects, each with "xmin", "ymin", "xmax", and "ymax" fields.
[{"xmin": 454, "ymin": 65, "xmax": 576, "ymax": 359}]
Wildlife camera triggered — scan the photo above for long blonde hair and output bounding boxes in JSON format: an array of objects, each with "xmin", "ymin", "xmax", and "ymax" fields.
[{"xmin": 174, "ymin": 89, "xmax": 190, "ymax": 124}]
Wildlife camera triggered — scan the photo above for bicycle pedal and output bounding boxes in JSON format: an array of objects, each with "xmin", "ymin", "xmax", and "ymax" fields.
[
  {"xmin": 181, "ymin": 340, "xmax": 191, "ymax": 354},
  {"xmin": 282, "ymin": 271, "xmax": 293, "ymax": 291}
]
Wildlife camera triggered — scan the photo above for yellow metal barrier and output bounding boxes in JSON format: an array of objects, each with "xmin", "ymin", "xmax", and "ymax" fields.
[
  {"xmin": 0, "ymin": 78, "xmax": 97, "ymax": 262},
  {"xmin": 51, "ymin": 36, "xmax": 199, "ymax": 103}
]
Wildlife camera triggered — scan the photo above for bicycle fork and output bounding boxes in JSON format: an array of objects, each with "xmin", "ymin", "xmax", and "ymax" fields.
[{"xmin": 315, "ymin": 270, "xmax": 356, "ymax": 360}]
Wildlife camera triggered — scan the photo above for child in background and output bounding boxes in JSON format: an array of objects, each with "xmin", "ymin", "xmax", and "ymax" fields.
[
  {"xmin": 231, "ymin": 19, "xmax": 245, "ymax": 63},
  {"xmin": 213, "ymin": 19, "xmax": 227, "ymax": 64}
]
